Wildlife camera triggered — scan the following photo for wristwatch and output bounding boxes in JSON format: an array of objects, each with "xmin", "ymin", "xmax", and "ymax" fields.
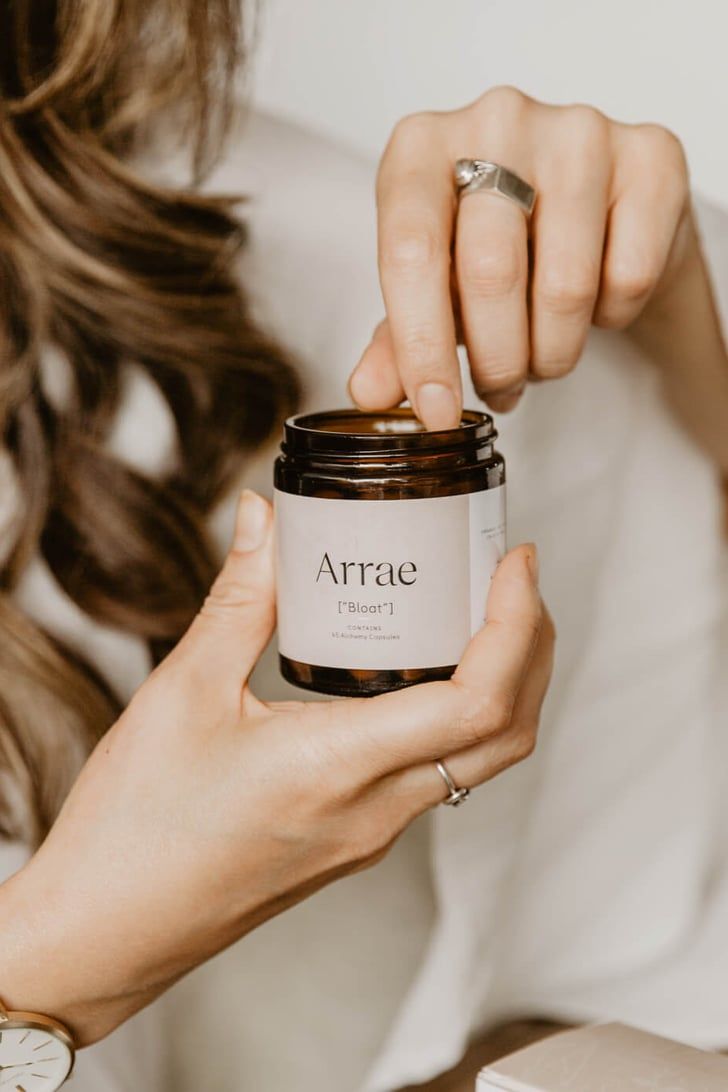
[{"xmin": 0, "ymin": 998, "xmax": 75, "ymax": 1090}]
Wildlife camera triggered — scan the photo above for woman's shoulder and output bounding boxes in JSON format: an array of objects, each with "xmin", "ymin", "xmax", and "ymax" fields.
[
  {"xmin": 222, "ymin": 107, "xmax": 379, "ymax": 287},
  {"xmin": 222, "ymin": 108, "xmax": 377, "ymax": 186},
  {"xmin": 207, "ymin": 109, "xmax": 384, "ymax": 398},
  {"xmin": 216, "ymin": 107, "xmax": 378, "ymax": 234}
]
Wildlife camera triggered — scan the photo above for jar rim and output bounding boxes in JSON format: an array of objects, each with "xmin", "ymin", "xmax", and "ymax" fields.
[{"xmin": 283, "ymin": 407, "xmax": 496, "ymax": 457}]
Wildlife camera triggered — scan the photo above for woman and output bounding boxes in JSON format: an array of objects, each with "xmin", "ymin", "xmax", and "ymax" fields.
[
  {"xmin": 0, "ymin": 5, "xmax": 549, "ymax": 1089},
  {"xmin": 1, "ymin": 4, "xmax": 727, "ymax": 1092}
]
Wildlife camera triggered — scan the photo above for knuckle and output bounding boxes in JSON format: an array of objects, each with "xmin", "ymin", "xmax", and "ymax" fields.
[
  {"xmin": 538, "ymin": 260, "xmax": 599, "ymax": 316},
  {"xmin": 509, "ymin": 723, "xmax": 539, "ymax": 763},
  {"xmin": 388, "ymin": 110, "xmax": 439, "ymax": 153},
  {"xmin": 564, "ymin": 104, "xmax": 610, "ymax": 152},
  {"xmin": 342, "ymin": 814, "xmax": 395, "ymax": 868},
  {"xmin": 378, "ymin": 112, "xmax": 445, "ymax": 195},
  {"xmin": 531, "ymin": 349, "xmax": 580, "ymax": 379},
  {"xmin": 634, "ymin": 125, "xmax": 689, "ymax": 196},
  {"xmin": 398, "ymin": 325, "xmax": 445, "ymax": 373},
  {"xmin": 380, "ymin": 223, "xmax": 442, "ymax": 274},
  {"xmin": 458, "ymin": 241, "xmax": 525, "ymax": 299},
  {"xmin": 603, "ymin": 258, "xmax": 658, "ymax": 305},
  {"xmin": 477, "ymin": 84, "xmax": 529, "ymax": 118},
  {"xmin": 454, "ymin": 688, "xmax": 514, "ymax": 745},
  {"xmin": 638, "ymin": 123, "xmax": 686, "ymax": 164}
]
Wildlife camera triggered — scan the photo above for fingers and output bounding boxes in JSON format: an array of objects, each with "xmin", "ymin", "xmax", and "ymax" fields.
[
  {"xmin": 374, "ymin": 115, "xmax": 462, "ymax": 430},
  {"xmin": 314, "ymin": 607, "xmax": 552, "ymax": 872},
  {"xmin": 174, "ymin": 491, "xmax": 275, "ymax": 691},
  {"xmin": 320, "ymin": 544, "xmax": 543, "ymax": 776},
  {"xmin": 453, "ymin": 543, "xmax": 540, "ymax": 695},
  {"xmin": 349, "ymin": 319, "xmax": 405, "ymax": 411},
  {"xmin": 594, "ymin": 124, "xmax": 690, "ymax": 329},
  {"xmin": 529, "ymin": 110, "xmax": 611, "ymax": 378},
  {"xmin": 355, "ymin": 95, "xmax": 692, "ymax": 431},
  {"xmin": 394, "ymin": 604, "xmax": 555, "ymax": 814},
  {"xmin": 454, "ymin": 190, "xmax": 529, "ymax": 408}
]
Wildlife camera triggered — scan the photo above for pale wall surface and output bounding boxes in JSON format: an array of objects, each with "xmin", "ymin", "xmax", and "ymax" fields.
[{"xmin": 251, "ymin": 0, "xmax": 727, "ymax": 208}]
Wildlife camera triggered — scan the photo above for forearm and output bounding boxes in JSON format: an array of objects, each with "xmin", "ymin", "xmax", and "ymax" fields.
[
  {"xmin": 0, "ymin": 840, "xmax": 301, "ymax": 1048},
  {"xmin": 1, "ymin": 863, "xmax": 168, "ymax": 1047},
  {"xmin": 630, "ymin": 208, "xmax": 728, "ymax": 476}
]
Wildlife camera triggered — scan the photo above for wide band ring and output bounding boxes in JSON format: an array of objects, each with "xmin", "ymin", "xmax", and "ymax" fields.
[
  {"xmin": 454, "ymin": 158, "xmax": 536, "ymax": 217},
  {"xmin": 435, "ymin": 760, "xmax": 470, "ymax": 807}
]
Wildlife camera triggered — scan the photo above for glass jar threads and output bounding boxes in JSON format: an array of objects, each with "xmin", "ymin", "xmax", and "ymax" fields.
[{"xmin": 274, "ymin": 408, "xmax": 506, "ymax": 698}]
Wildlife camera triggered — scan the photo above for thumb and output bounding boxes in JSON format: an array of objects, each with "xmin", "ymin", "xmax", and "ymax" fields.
[
  {"xmin": 178, "ymin": 490, "xmax": 275, "ymax": 686},
  {"xmin": 348, "ymin": 318, "xmax": 405, "ymax": 411}
]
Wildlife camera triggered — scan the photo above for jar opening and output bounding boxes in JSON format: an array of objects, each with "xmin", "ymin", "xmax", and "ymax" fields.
[{"xmin": 283, "ymin": 408, "xmax": 495, "ymax": 458}]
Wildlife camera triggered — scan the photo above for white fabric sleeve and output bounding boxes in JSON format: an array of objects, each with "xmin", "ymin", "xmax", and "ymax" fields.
[
  {"xmin": 0, "ymin": 842, "xmax": 167, "ymax": 1090},
  {"xmin": 695, "ymin": 195, "xmax": 728, "ymax": 330}
]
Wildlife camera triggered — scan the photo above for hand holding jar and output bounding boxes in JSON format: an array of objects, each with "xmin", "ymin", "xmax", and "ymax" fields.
[{"xmin": 0, "ymin": 491, "xmax": 553, "ymax": 1049}]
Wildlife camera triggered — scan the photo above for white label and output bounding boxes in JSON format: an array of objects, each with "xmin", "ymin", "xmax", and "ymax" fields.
[{"xmin": 275, "ymin": 485, "xmax": 506, "ymax": 672}]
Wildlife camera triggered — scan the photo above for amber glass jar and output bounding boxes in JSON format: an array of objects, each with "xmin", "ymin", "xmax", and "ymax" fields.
[{"xmin": 274, "ymin": 408, "xmax": 506, "ymax": 698}]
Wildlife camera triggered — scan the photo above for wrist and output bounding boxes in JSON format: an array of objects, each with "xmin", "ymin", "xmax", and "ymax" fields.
[
  {"xmin": 627, "ymin": 202, "xmax": 728, "ymax": 476},
  {"xmin": 1, "ymin": 860, "xmax": 152, "ymax": 1047}
]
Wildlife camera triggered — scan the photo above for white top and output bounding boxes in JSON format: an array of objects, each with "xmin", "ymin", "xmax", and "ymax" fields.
[{"xmin": 3, "ymin": 109, "xmax": 728, "ymax": 1091}]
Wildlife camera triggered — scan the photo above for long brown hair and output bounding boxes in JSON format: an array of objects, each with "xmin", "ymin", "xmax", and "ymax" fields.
[{"xmin": 0, "ymin": 0, "xmax": 299, "ymax": 846}]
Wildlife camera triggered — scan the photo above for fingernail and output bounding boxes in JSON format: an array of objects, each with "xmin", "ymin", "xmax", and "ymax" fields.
[
  {"xmin": 488, "ymin": 394, "xmax": 520, "ymax": 414},
  {"xmin": 235, "ymin": 490, "xmax": 269, "ymax": 552},
  {"xmin": 478, "ymin": 381, "xmax": 525, "ymax": 400},
  {"xmin": 415, "ymin": 383, "xmax": 459, "ymax": 430},
  {"xmin": 524, "ymin": 543, "xmax": 539, "ymax": 584},
  {"xmin": 485, "ymin": 382, "xmax": 525, "ymax": 415}
]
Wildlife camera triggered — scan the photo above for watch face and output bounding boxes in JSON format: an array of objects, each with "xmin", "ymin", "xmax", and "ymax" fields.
[{"xmin": 0, "ymin": 1025, "xmax": 73, "ymax": 1090}]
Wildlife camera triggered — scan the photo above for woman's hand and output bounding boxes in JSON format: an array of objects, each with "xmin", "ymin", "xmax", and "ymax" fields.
[
  {"xmin": 349, "ymin": 86, "xmax": 697, "ymax": 424},
  {"xmin": 1, "ymin": 491, "xmax": 553, "ymax": 1047}
]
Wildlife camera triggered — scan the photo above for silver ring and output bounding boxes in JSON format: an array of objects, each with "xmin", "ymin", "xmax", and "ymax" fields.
[
  {"xmin": 435, "ymin": 761, "xmax": 470, "ymax": 807},
  {"xmin": 454, "ymin": 158, "xmax": 536, "ymax": 217}
]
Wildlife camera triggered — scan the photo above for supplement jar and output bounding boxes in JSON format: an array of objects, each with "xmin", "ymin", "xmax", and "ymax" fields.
[{"xmin": 274, "ymin": 408, "xmax": 506, "ymax": 697}]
